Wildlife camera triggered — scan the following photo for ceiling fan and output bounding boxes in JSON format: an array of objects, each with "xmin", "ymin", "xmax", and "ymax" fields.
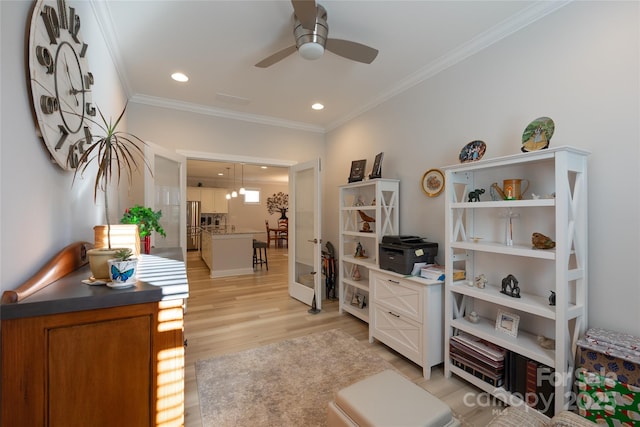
[{"xmin": 255, "ymin": 0, "xmax": 378, "ymax": 68}]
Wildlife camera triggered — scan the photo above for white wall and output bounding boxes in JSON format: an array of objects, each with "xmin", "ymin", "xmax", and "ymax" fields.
[
  {"xmin": 127, "ymin": 103, "xmax": 325, "ymax": 161},
  {"xmin": 0, "ymin": 1, "xmax": 133, "ymax": 291},
  {"xmin": 325, "ymin": 1, "xmax": 640, "ymax": 335}
]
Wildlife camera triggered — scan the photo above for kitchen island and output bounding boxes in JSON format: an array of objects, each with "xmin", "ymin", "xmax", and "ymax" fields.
[{"xmin": 201, "ymin": 226, "xmax": 262, "ymax": 278}]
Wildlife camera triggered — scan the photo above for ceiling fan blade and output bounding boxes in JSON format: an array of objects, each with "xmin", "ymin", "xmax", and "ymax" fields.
[
  {"xmin": 325, "ymin": 38, "xmax": 379, "ymax": 64},
  {"xmin": 291, "ymin": 0, "xmax": 317, "ymax": 30},
  {"xmin": 255, "ymin": 45, "xmax": 297, "ymax": 68}
]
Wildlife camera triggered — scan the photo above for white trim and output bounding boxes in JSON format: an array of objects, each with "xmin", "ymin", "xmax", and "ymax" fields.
[{"xmin": 176, "ymin": 150, "xmax": 297, "ymax": 168}]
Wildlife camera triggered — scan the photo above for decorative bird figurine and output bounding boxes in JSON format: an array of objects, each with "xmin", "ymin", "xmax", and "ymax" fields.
[
  {"xmin": 537, "ymin": 335, "xmax": 555, "ymax": 350},
  {"xmin": 357, "ymin": 210, "xmax": 375, "ymax": 223},
  {"xmin": 532, "ymin": 232, "xmax": 555, "ymax": 249}
]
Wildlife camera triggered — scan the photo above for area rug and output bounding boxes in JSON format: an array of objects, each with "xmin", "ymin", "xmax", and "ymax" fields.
[{"xmin": 195, "ymin": 329, "xmax": 396, "ymax": 426}]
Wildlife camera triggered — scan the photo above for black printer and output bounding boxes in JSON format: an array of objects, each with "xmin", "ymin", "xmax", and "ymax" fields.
[{"xmin": 379, "ymin": 236, "xmax": 438, "ymax": 275}]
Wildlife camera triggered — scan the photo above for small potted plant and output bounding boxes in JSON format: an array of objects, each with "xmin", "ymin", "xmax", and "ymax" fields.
[
  {"xmin": 120, "ymin": 205, "xmax": 167, "ymax": 254},
  {"xmin": 107, "ymin": 248, "xmax": 138, "ymax": 287},
  {"xmin": 266, "ymin": 191, "xmax": 289, "ymax": 219},
  {"xmin": 72, "ymin": 104, "xmax": 150, "ymax": 279}
]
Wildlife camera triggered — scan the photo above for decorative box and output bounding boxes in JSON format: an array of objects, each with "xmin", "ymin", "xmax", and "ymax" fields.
[{"xmin": 575, "ymin": 328, "xmax": 640, "ymax": 425}]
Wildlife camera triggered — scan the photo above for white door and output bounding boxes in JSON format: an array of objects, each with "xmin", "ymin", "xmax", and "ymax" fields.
[
  {"xmin": 288, "ymin": 159, "xmax": 322, "ymax": 310},
  {"xmin": 144, "ymin": 142, "xmax": 187, "ymax": 258}
]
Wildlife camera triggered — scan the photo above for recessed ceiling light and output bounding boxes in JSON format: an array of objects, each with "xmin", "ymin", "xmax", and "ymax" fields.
[
  {"xmin": 217, "ymin": 172, "xmax": 224, "ymax": 176},
  {"xmin": 171, "ymin": 72, "xmax": 189, "ymax": 82},
  {"xmin": 261, "ymin": 166, "xmax": 268, "ymax": 169},
  {"xmin": 312, "ymin": 103, "xmax": 324, "ymax": 110}
]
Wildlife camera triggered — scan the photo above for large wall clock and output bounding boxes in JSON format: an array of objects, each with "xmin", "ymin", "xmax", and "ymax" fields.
[{"xmin": 28, "ymin": 0, "xmax": 96, "ymax": 170}]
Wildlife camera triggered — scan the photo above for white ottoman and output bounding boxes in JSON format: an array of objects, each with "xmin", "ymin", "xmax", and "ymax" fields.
[{"xmin": 327, "ymin": 370, "xmax": 460, "ymax": 427}]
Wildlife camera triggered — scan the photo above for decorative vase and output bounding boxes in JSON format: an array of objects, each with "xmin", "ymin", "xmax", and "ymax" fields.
[
  {"xmin": 87, "ymin": 248, "xmax": 122, "ymax": 280},
  {"xmin": 107, "ymin": 258, "xmax": 138, "ymax": 285},
  {"xmin": 143, "ymin": 235, "xmax": 151, "ymax": 254},
  {"xmin": 279, "ymin": 210, "xmax": 288, "ymax": 220}
]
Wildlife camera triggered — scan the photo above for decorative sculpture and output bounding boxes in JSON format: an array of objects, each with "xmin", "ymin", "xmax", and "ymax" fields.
[
  {"xmin": 474, "ymin": 274, "xmax": 487, "ymax": 289},
  {"xmin": 468, "ymin": 188, "xmax": 485, "ymax": 202},
  {"xmin": 500, "ymin": 274, "xmax": 521, "ymax": 298},
  {"xmin": 354, "ymin": 242, "xmax": 366, "ymax": 258},
  {"xmin": 537, "ymin": 335, "xmax": 556, "ymax": 350},
  {"xmin": 532, "ymin": 232, "xmax": 556, "ymax": 249},
  {"xmin": 548, "ymin": 290, "xmax": 556, "ymax": 306},
  {"xmin": 357, "ymin": 210, "xmax": 375, "ymax": 232}
]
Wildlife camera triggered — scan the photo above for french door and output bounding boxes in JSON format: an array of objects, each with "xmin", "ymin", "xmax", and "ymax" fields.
[{"xmin": 288, "ymin": 159, "xmax": 322, "ymax": 309}]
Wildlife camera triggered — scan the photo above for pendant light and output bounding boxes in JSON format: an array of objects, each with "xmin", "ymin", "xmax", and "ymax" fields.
[
  {"xmin": 225, "ymin": 167, "xmax": 231, "ymax": 200},
  {"xmin": 239, "ymin": 163, "xmax": 246, "ymax": 195},
  {"xmin": 231, "ymin": 164, "xmax": 238, "ymax": 198}
]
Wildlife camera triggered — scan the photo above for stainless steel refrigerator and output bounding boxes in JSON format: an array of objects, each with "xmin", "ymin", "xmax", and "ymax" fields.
[{"xmin": 187, "ymin": 201, "xmax": 201, "ymax": 251}]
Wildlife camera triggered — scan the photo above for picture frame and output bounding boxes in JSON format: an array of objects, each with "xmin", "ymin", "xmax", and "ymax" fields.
[
  {"xmin": 368, "ymin": 152, "xmax": 384, "ymax": 179},
  {"xmin": 421, "ymin": 168, "xmax": 445, "ymax": 197},
  {"xmin": 348, "ymin": 159, "xmax": 367, "ymax": 183},
  {"xmin": 495, "ymin": 310, "xmax": 520, "ymax": 337}
]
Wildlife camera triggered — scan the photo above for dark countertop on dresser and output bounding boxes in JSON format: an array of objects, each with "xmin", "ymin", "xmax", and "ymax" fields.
[{"xmin": 1, "ymin": 247, "xmax": 189, "ymax": 320}]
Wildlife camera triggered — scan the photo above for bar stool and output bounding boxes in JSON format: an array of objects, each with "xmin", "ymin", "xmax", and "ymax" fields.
[{"xmin": 253, "ymin": 239, "xmax": 268, "ymax": 270}]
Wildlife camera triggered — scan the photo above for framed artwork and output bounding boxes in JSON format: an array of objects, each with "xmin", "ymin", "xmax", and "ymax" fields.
[
  {"xmin": 495, "ymin": 310, "xmax": 520, "ymax": 337},
  {"xmin": 421, "ymin": 168, "xmax": 445, "ymax": 197},
  {"xmin": 348, "ymin": 159, "xmax": 367, "ymax": 183},
  {"xmin": 369, "ymin": 152, "xmax": 384, "ymax": 179}
]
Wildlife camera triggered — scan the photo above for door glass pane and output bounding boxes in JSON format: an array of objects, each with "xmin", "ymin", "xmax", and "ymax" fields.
[{"xmin": 154, "ymin": 154, "xmax": 180, "ymax": 247}]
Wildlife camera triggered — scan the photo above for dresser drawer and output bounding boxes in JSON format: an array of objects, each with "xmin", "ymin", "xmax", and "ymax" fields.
[
  {"xmin": 371, "ymin": 271, "xmax": 422, "ymax": 323},
  {"xmin": 371, "ymin": 305, "xmax": 422, "ymax": 365}
]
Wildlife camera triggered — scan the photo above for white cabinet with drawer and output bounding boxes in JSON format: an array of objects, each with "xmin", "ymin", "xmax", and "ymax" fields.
[{"xmin": 369, "ymin": 267, "xmax": 444, "ymax": 379}]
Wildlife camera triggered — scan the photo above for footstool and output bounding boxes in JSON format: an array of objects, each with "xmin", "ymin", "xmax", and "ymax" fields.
[{"xmin": 327, "ymin": 370, "xmax": 460, "ymax": 427}]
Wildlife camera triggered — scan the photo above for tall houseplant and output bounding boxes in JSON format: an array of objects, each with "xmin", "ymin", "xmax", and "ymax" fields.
[
  {"xmin": 73, "ymin": 104, "xmax": 150, "ymax": 279},
  {"xmin": 120, "ymin": 205, "xmax": 166, "ymax": 254}
]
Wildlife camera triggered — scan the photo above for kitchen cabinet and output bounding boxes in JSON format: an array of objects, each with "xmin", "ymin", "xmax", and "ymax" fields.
[
  {"xmin": 201, "ymin": 188, "xmax": 228, "ymax": 213},
  {"xmin": 338, "ymin": 179, "xmax": 399, "ymax": 323},
  {"xmin": 187, "ymin": 186, "xmax": 201, "ymax": 201},
  {"xmin": 369, "ymin": 268, "xmax": 443, "ymax": 379},
  {"xmin": 442, "ymin": 146, "xmax": 589, "ymax": 416}
]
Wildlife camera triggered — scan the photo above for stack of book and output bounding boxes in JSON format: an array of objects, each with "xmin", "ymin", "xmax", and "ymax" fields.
[
  {"xmin": 449, "ymin": 333, "xmax": 505, "ymax": 387},
  {"xmin": 504, "ymin": 351, "xmax": 555, "ymax": 417}
]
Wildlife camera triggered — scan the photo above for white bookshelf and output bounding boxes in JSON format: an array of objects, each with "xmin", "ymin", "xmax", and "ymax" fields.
[
  {"xmin": 338, "ymin": 179, "xmax": 399, "ymax": 322},
  {"xmin": 443, "ymin": 146, "xmax": 590, "ymax": 416}
]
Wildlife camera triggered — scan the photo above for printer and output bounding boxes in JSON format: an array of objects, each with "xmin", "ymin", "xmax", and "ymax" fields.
[{"xmin": 379, "ymin": 235, "xmax": 438, "ymax": 275}]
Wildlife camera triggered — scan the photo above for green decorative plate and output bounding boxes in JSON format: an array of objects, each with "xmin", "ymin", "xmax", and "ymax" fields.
[{"xmin": 522, "ymin": 117, "xmax": 555, "ymax": 152}]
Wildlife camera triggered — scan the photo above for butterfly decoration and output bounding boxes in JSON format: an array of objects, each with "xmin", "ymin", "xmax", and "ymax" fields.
[{"xmin": 111, "ymin": 265, "xmax": 135, "ymax": 282}]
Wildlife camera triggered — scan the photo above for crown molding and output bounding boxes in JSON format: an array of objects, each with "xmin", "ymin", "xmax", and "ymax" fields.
[{"xmin": 129, "ymin": 94, "xmax": 326, "ymax": 134}]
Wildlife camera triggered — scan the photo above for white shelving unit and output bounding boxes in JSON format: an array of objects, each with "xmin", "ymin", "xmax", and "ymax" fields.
[
  {"xmin": 443, "ymin": 146, "xmax": 589, "ymax": 416},
  {"xmin": 338, "ymin": 179, "xmax": 399, "ymax": 322}
]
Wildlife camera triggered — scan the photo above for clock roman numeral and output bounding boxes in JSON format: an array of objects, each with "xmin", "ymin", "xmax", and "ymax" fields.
[
  {"xmin": 56, "ymin": 0, "xmax": 68, "ymax": 30},
  {"xmin": 83, "ymin": 126, "xmax": 92, "ymax": 152},
  {"xmin": 40, "ymin": 95, "xmax": 59, "ymax": 114},
  {"xmin": 69, "ymin": 7, "xmax": 81, "ymax": 43},
  {"xmin": 40, "ymin": 5, "xmax": 60, "ymax": 45},
  {"xmin": 68, "ymin": 144, "xmax": 79, "ymax": 169},
  {"xmin": 84, "ymin": 72, "xmax": 94, "ymax": 88},
  {"xmin": 86, "ymin": 102, "xmax": 96, "ymax": 117},
  {"xmin": 55, "ymin": 125, "xmax": 69, "ymax": 150},
  {"xmin": 36, "ymin": 46, "xmax": 54, "ymax": 74},
  {"xmin": 80, "ymin": 43, "xmax": 88, "ymax": 58}
]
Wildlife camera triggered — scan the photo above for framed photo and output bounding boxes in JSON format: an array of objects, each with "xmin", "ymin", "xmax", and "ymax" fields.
[
  {"xmin": 348, "ymin": 159, "xmax": 367, "ymax": 183},
  {"xmin": 421, "ymin": 168, "xmax": 445, "ymax": 197},
  {"xmin": 369, "ymin": 152, "xmax": 384, "ymax": 179},
  {"xmin": 495, "ymin": 310, "xmax": 520, "ymax": 337}
]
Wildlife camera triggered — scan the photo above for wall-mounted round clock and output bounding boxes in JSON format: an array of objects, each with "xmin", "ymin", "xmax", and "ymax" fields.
[{"xmin": 28, "ymin": 0, "xmax": 96, "ymax": 170}]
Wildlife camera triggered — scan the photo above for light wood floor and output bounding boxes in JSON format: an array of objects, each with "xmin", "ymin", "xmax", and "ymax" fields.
[{"xmin": 183, "ymin": 247, "xmax": 503, "ymax": 426}]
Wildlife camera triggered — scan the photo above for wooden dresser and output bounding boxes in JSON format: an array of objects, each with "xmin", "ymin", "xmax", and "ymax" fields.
[{"xmin": 1, "ymin": 244, "xmax": 189, "ymax": 427}]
